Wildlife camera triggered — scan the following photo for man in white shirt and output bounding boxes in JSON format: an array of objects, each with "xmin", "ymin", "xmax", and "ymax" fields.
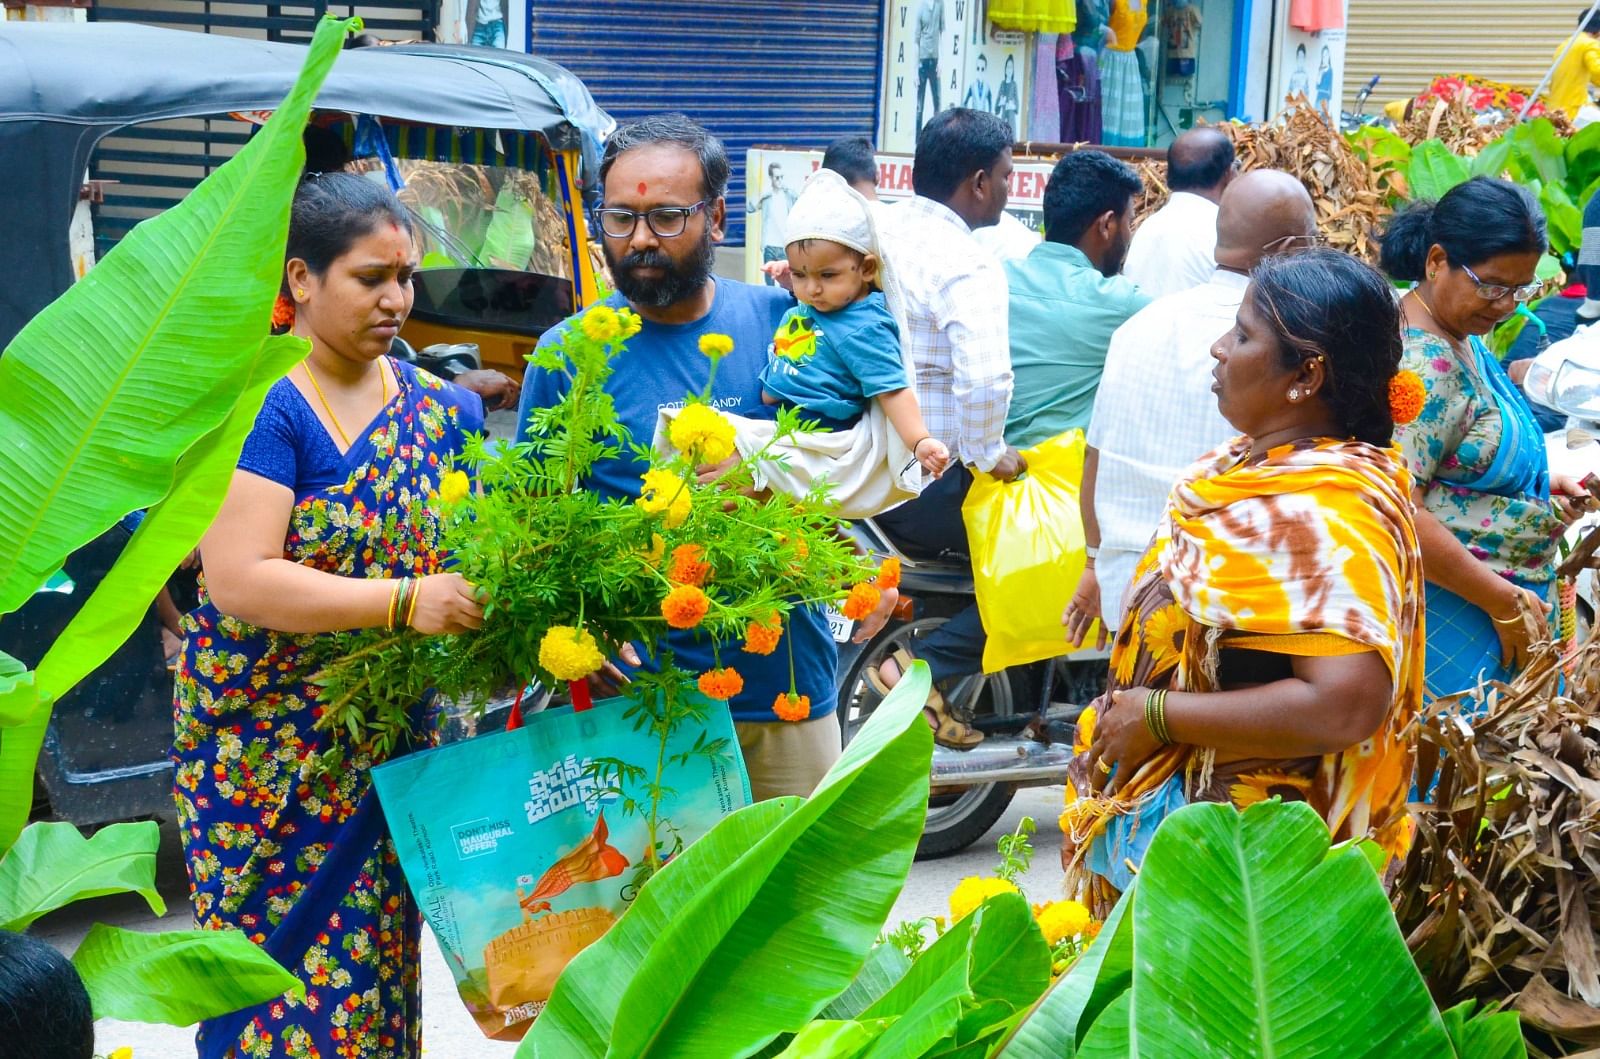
[
  {"xmin": 1064, "ymin": 170, "xmax": 1319, "ymax": 644},
  {"xmin": 1121, "ymin": 128, "xmax": 1236, "ymax": 300},
  {"xmin": 871, "ymin": 107, "xmax": 1025, "ymax": 747}
]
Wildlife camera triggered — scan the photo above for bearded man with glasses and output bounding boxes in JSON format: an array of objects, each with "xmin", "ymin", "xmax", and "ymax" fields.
[{"xmin": 516, "ymin": 113, "xmax": 891, "ymax": 802}]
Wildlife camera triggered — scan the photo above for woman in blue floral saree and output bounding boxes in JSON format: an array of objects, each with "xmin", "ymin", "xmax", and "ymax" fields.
[{"xmin": 173, "ymin": 174, "xmax": 483, "ymax": 1059}]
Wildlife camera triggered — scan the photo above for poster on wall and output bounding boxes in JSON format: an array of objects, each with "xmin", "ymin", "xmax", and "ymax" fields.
[
  {"xmin": 880, "ymin": 1, "xmax": 1030, "ymax": 152},
  {"xmin": 744, "ymin": 148, "xmax": 1055, "ymax": 284},
  {"xmin": 1270, "ymin": 0, "xmax": 1348, "ymax": 119}
]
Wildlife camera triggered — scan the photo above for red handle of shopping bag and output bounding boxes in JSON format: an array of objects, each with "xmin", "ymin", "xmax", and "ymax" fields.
[{"xmin": 504, "ymin": 679, "xmax": 593, "ymax": 732}]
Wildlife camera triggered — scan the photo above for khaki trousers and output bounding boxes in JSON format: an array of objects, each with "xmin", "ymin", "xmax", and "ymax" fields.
[{"xmin": 734, "ymin": 713, "xmax": 843, "ymax": 802}]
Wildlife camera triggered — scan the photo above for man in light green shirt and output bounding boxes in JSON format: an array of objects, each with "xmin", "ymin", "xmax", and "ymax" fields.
[{"xmin": 1004, "ymin": 150, "xmax": 1150, "ymax": 450}]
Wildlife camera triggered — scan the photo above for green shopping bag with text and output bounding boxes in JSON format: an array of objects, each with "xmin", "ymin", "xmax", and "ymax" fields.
[{"xmin": 372, "ymin": 691, "xmax": 749, "ymax": 1041}]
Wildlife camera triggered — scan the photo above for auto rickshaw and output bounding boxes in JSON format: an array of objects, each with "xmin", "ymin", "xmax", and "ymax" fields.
[{"xmin": 0, "ymin": 22, "xmax": 613, "ymax": 826}]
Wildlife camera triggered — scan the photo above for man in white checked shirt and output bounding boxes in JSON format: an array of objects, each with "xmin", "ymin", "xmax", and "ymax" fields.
[
  {"xmin": 1062, "ymin": 170, "xmax": 1320, "ymax": 647},
  {"xmin": 869, "ymin": 108, "xmax": 1026, "ymax": 749}
]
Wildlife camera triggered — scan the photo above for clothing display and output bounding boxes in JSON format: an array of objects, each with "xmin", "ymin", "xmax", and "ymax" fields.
[
  {"xmin": 1100, "ymin": 0, "xmax": 1148, "ymax": 146},
  {"xmin": 989, "ymin": 0, "xmax": 1078, "ymax": 34},
  {"xmin": 1289, "ymin": 0, "xmax": 1344, "ymax": 33},
  {"xmin": 1164, "ymin": 1, "xmax": 1202, "ymax": 77},
  {"xmin": 1031, "ymin": 33, "xmax": 1061, "ymax": 141},
  {"xmin": 1057, "ymin": 34, "xmax": 1104, "ymax": 143}
]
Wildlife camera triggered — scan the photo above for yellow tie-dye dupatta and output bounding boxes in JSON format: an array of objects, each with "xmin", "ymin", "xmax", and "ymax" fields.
[{"xmin": 1064, "ymin": 437, "xmax": 1424, "ymax": 899}]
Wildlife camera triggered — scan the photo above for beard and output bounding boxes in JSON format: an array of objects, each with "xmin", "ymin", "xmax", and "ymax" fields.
[
  {"xmin": 1104, "ymin": 233, "xmax": 1131, "ymax": 278},
  {"xmin": 605, "ymin": 227, "xmax": 717, "ymax": 309}
]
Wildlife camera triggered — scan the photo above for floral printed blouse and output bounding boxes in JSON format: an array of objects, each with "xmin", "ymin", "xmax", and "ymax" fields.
[{"xmin": 1393, "ymin": 328, "xmax": 1562, "ymax": 586}]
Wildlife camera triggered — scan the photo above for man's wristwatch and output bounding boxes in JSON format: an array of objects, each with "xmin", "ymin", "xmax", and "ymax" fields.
[{"xmin": 1085, "ymin": 544, "xmax": 1099, "ymax": 565}]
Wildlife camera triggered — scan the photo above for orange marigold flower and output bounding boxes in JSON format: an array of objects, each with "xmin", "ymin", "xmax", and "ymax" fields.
[
  {"xmin": 271, "ymin": 292, "xmax": 296, "ymax": 330},
  {"xmin": 697, "ymin": 667, "xmax": 745, "ymax": 700},
  {"xmin": 742, "ymin": 613, "xmax": 783, "ymax": 655},
  {"xmin": 876, "ymin": 557, "xmax": 902, "ymax": 590},
  {"xmin": 661, "ymin": 584, "xmax": 711, "ymax": 629},
  {"xmin": 840, "ymin": 582, "xmax": 882, "ymax": 621},
  {"xmin": 1389, "ymin": 369, "xmax": 1425, "ymax": 426},
  {"xmin": 773, "ymin": 692, "xmax": 812, "ymax": 722},
  {"xmin": 668, "ymin": 543, "xmax": 713, "ymax": 586}
]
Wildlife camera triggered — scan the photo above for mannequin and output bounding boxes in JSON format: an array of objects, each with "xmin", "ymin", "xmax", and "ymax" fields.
[
  {"xmin": 1059, "ymin": 0, "xmax": 1109, "ymax": 143},
  {"xmin": 1101, "ymin": 0, "xmax": 1149, "ymax": 146}
]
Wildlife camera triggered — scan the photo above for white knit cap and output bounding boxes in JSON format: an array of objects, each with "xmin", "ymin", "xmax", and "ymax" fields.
[{"xmin": 784, "ymin": 167, "xmax": 877, "ymax": 257}]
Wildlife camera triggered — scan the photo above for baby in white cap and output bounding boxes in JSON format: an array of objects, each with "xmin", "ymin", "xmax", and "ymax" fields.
[{"xmin": 760, "ymin": 170, "xmax": 949, "ymax": 478}]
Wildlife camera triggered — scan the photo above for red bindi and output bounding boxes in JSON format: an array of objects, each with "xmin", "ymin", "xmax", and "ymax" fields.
[{"xmin": 637, "ymin": 182, "xmax": 648, "ymax": 195}]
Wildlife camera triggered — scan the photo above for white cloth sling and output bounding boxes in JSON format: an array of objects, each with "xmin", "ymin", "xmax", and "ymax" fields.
[{"xmin": 654, "ymin": 169, "xmax": 924, "ymax": 517}]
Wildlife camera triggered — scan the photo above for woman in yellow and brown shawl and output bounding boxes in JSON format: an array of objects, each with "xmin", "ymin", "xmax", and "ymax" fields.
[{"xmin": 1061, "ymin": 250, "xmax": 1426, "ymax": 914}]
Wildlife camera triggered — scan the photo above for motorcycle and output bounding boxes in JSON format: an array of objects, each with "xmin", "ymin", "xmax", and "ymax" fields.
[
  {"xmin": 834, "ymin": 519, "xmax": 1108, "ymax": 859},
  {"xmin": 1523, "ymin": 322, "xmax": 1600, "ymax": 626}
]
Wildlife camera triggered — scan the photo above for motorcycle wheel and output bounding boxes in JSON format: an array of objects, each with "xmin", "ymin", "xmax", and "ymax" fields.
[{"xmin": 839, "ymin": 616, "xmax": 1017, "ymax": 860}]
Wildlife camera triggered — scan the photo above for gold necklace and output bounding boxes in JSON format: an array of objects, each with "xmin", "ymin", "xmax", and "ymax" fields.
[
  {"xmin": 1408, "ymin": 287, "xmax": 1463, "ymax": 347},
  {"xmin": 303, "ymin": 356, "xmax": 388, "ymax": 449}
]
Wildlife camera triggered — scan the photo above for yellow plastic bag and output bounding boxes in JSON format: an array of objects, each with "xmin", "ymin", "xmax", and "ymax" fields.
[{"xmin": 961, "ymin": 430, "xmax": 1089, "ymax": 673}]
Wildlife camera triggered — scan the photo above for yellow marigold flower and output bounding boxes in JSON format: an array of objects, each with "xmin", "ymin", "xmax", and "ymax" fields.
[
  {"xmin": 948, "ymin": 876, "xmax": 1019, "ymax": 923},
  {"xmin": 538, "ymin": 626, "xmax": 606, "ymax": 682},
  {"xmin": 875, "ymin": 557, "xmax": 902, "ymax": 591},
  {"xmin": 773, "ymin": 692, "xmax": 812, "ymax": 721},
  {"xmin": 1035, "ymin": 900, "xmax": 1092, "ymax": 945},
  {"xmin": 698, "ymin": 333, "xmax": 735, "ymax": 359},
  {"xmin": 580, "ymin": 305, "xmax": 621, "ymax": 343},
  {"xmin": 668, "ymin": 543, "xmax": 713, "ymax": 586},
  {"xmin": 1389, "ymin": 369, "xmax": 1426, "ymax": 425},
  {"xmin": 697, "ymin": 667, "xmax": 744, "ymax": 700},
  {"xmin": 661, "ymin": 584, "xmax": 711, "ymax": 629},
  {"xmin": 637, "ymin": 469, "xmax": 693, "ymax": 528},
  {"xmin": 109, "ymin": 1050, "xmax": 135, "ymax": 1059},
  {"xmin": 437, "ymin": 469, "xmax": 470, "ymax": 504},
  {"xmin": 742, "ymin": 612, "xmax": 783, "ymax": 655},
  {"xmin": 619, "ymin": 309, "xmax": 643, "ymax": 338},
  {"xmin": 669, "ymin": 402, "xmax": 736, "ymax": 465},
  {"xmin": 840, "ymin": 582, "xmax": 882, "ymax": 622},
  {"xmin": 638, "ymin": 533, "xmax": 666, "ymax": 566}
]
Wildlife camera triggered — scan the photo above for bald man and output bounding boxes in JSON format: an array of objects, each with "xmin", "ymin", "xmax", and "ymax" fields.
[
  {"xmin": 1122, "ymin": 128, "xmax": 1236, "ymax": 300},
  {"xmin": 1064, "ymin": 170, "xmax": 1319, "ymax": 641}
]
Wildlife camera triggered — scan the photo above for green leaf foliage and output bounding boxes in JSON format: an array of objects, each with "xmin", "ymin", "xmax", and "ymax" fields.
[
  {"xmin": 1409, "ymin": 140, "xmax": 1471, "ymax": 202},
  {"xmin": 1566, "ymin": 123, "xmax": 1600, "ymax": 193},
  {"xmin": 0, "ymin": 17, "xmax": 351, "ymax": 849},
  {"xmin": 71, "ymin": 923, "xmax": 301, "ymax": 1026},
  {"xmin": 776, "ymin": 1020, "xmax": 894, "ymax": 1057},
  {"xmin": 0, "ymin": 650, "xmax": 34, "ymax": 727},
  {"xmin": 1439, "ymin": 1000, "xmax": 1528, "ymax": 1059},
  {"xmin": 995, "ymin": 885, "xmax": 1134, "ymax": 1057},
  {"xmin": 1513, "ymin": 118, "xmax": 1568, "ymax": 187},
  {"xmin": 0, "ymin": 820, "xmax": 164, "ymax": 931},
  {"xmin": 821, "ymin": 943, "xmax": 914, "ymax": 1020},
  {"xmin": 1470, "ymin": 137, "xmax": 1514, "ymax": 180},
  {"xmin": 520, "ymin": 662, "xmax": 935, "ymax": 1058},
  {"xmin": 857, "ymin": 892, "xmax": 1051, "ymax": 1058},
  {"xmin": 1540, "ymin": 182, "xmax": 1583, "ymax": 256},
  {"xmin": 1130, "ymin": 801, "xmax": 1454, "ymax": 1058},
  {"xmin": 479, "ymin": 181, "xmax": 537, "ymax": 269},
  {"xmin": 1073, "ymin": 991, "xmax": 1131, "ymax": 1059}
]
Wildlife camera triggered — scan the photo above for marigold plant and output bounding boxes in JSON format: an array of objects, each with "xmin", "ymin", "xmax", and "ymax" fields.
[
  {"xmin": 661, "ymin": 584, "xmax": 711, "ymax": 630},
  {"xmin": 696, "ymin": 667, "xmax": 745, "ymax": 701},
  {"xmin": 668, "ymin": 544, "xmax": 713, "ymax": 587},
  {"xmin": 772, "ymin": 692, "xmax": 812, "ymax": 722},
  {"xmin": 840, "ymin": 581, "xmax": 881, "ymax": 622},
  {"xmin": 741, "ymin": 613, "xmax": 783, "ymax": 656}
]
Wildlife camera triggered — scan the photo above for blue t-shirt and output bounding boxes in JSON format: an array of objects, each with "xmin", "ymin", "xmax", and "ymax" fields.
[
  {"xmin": 759, "ymin": 293, "xmax": 907, "ymax": 426},
  {"xmin": 516, "ymin": 280, "xmax": 840, "ymax": 723}
]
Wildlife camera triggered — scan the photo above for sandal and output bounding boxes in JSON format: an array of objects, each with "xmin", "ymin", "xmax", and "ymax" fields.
[{"xmin": 866, "ymin": 648, "xmax": 985, "ymax": 750}]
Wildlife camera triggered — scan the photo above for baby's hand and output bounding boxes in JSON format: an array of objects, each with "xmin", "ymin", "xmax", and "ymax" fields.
[
  {"xmin": 762, "ymin": 259, "xmax": 794, "ymax": 292},
  {"xmin": 915, "ymin": 437, "xmax": 950, "ymax": 479}
]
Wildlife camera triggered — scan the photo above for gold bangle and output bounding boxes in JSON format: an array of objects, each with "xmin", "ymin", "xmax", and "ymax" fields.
[
  {"xmin": 387, "ymin": 580, "xmax": 402, "ymax": 630},
  {"xmin": 404, "ymin": 578, "xmax": 421, "ymax": 628},
  {"xmin": 1491, "ymin": 613, "xmax": 1524, "ymax": 626}
]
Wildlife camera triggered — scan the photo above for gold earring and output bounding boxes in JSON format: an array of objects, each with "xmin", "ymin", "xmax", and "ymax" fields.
[{"xmin": 295, "ymin": 288, "xmax": 306, "ymax": 299}]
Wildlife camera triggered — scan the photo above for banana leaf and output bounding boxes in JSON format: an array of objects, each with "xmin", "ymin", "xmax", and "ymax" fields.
[
  {"xmin": 858, "ymin": 892, "xmax": 1050, "ymax": 1059},
  {"xmin": 1074, "ymin": 991, "xmax": 1131, "ymax": 1059},
  {"xmin": 1512, "ymin": 119, "xmax": 1568, "ymax": 187},
  {"xmin": 1471, "ymin": 138, "xmax": 1515, "ymax": 181},
  {"xmin": 1409, "ymin": 140, "xmax": 1471, "ymax": 203},
  {"xmin": 1440, "ymin": 1001, "xmax": 1527, "ymax": 1059},
  {"xmin": 1130, "ymin": 801, "xmax": 1454, "ymax": 1058},
  {"xmin": 993, "ymin": 884, "xmax": 1133, "ymax": 1058},
  {"xmin": 522, "ymin": 662, "xmax": 934, "ymax": 1058},
  {"xmin": 0, "ymin": 820, "xmax": 164, "ymax": 931},
  {"xmin": 0, "ymin": 651, "xmax": 32, "ymax": 727},
  {"xmin": 0, "ymin": 16, "xmax": 353, "ymax": 849},
  {"xmin": 71, "ymin": 923, "xmax": 301, "ymax": 1026},
  {"xmin": 776, "ymin": 1020, "xmax": 894, "ymax": 1058},
  {"xmin": 479, "ymin": 182, "xmax": 537, "ymax": 270},
  {"xmin": 821, "ymin": 943, "xmax": 914, "ymax": 1020},
  {"xmin": 1566, "ymin": 123, "xmax": 1600, "ymax": 195},
  {"xmin": 1540, "ymin": 182, "xmax": 1583, "ymax": 257}
]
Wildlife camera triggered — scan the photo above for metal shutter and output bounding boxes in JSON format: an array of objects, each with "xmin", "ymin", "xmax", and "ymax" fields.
[
  {"xmin": 1344, "ymin": 0, "xmax": 1581, "ymax": 111},
  {"xmin": 530, "ymin": 0, "xmax": 883, "ymax": 244}
]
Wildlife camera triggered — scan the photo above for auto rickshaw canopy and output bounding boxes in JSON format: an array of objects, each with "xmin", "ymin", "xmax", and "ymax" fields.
[{"xmin": 0, "ymin": 22, "xmax": 614, "ymax": 347}]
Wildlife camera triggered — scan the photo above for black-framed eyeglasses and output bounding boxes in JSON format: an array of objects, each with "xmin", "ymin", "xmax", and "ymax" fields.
[
  {"xmin": 593, "ymin": 201, "xmax": 707, "ymax": 240},
  {"xmin": 1460, "ymin": 263, "xmax": 1543, "ymax": 303}
]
